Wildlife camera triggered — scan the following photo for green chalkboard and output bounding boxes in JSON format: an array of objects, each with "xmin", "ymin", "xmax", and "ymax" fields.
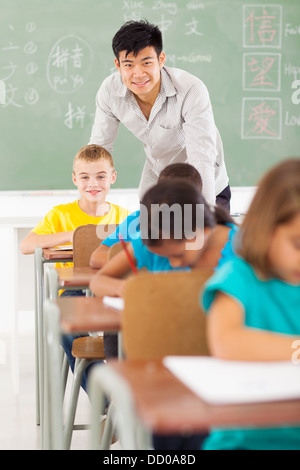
[{"xmin": 1, "ymin": 0, "xmax": 300, "ymax": 190}]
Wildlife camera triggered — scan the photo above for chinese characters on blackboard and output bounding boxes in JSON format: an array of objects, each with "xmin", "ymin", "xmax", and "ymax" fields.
[
  {"xmin": 241, "ymin": 4, "xmax": 283, "ymax": 139},
  {"xmin": 1, "ymin": 22, "xmax": 39, "ymax": 108}
]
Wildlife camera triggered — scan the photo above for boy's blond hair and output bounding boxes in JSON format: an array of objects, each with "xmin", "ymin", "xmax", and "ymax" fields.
[{"xmin": 73, "ymin": 144, "xmax": 114, "ymax": 171}]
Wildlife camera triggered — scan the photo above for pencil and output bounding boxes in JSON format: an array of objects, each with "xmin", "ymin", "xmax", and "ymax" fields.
[{"xmin": 118, "ymin": 233, "xmax": 138, "ymax": 275}]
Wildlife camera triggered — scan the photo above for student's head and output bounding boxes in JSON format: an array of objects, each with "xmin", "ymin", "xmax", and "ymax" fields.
[
  {"xmin": 112, "ymin": 20, "xmax": 165, "ymax": 100},
  {"xmin": 158, "ymin": 163, "xmax": 203, "ymax": 191},
  {"xmin": 72, "ymin": 144, "xmax": 117, "ymax": 202},
  {"xmin": 140, "ymin": 179, "xmax": 229, "ymax": 268},
  {"xmin": 238, "ymin": 158, "xmax": 300, "ymax": 284}
]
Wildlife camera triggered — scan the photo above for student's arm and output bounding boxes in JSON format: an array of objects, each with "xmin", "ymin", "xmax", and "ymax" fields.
[
  {"xmin": 20, "ymin": 231, "xmax": 74, "ymax": 255},
  {"xmin": 89, "ymin": 244, "xmax": 110, "ymax": 268},
  {"xmin": 207, "ymin": 292, "xmax": 299, "ymax": 361},
  {"xmin": 89, "ymin": 244, "xmax": 135, "ymax": 298}
]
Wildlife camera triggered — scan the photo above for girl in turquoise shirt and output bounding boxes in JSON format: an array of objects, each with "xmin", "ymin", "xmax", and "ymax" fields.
[
  {"xmin": 202, "ymin": 158, "xmax": 300, "ymax": 450},
  {"xmin": 90, "ymin": 178, "xmax": 237, "ymax": 298},
  {"xmin": 89, "ymin": 178, "xmax": 237, "ymax": 450}
]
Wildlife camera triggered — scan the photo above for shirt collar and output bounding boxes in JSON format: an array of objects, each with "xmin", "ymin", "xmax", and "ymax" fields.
[{"xmin": 160, "ymin": 67, "xmax": 177, "ymax": 98}]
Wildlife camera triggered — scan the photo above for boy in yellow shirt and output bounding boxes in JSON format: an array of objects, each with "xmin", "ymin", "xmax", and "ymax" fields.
[
  {"xmin": 21, "ymin": 144, "xmax": 130, "ymax": 395},
  {"xmin": 20, "ymin": 144, "xmax": 131, "ymax": 257}
]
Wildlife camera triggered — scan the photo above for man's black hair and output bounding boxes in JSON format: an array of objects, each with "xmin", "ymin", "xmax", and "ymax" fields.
[{"xmin": 112, "ymin": 20, "xmax": 163, "ymax": 60}]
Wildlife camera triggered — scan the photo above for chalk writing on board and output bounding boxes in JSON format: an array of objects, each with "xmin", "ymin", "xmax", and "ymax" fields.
[
  {"xmin": 63, "ymin": 102, "xmax": 94, "ymax": 130},
  {"xmin": 0, "ymin": 80, "xmax": 5, "ymax": 104},
  {"xmin": 291, "ymin": 80, "xmax": 300, "ymax": 105},
  {"xmin": 243, "ymin": 5, "xmax": 282, "ymax": 48},
  {"xmin": 284, "ymin": 23, "xmax": 300, "ymax": 37},
  {"xmin": 243, "ymin": 53, "xmax": 281, "ymax": 91},
  {"xmin": 156, "ymin": 14, "xmax": 173, "ymax": 36},
  {"xmin": 1, "ymin": 21, "xmax": 39, "ymax": 108},
  {"xmin": 122, "ymin": 1, "xmax": 144, "ymax": 22},
  {"xmin": 284, "ymin": 63, "xmax": 300, "ymax": 81},
  {"xmin": 177, "ymin": 53, "xmax": 211, "ymax": 63},
  {"xmin": 152, "ymin": 1, "xmax": 177, "ymax": 15},
  {"xmin": 47, "ymin": 35, "xmax": 93, "ymax": 94},
  {"xmin": 185, "ymin": 17, "xmax": 203, "ymax": 36},
  {"xmin": 24, "ymin": 87, "xmax": 39, "ymax": 105},
  {"xmin": 241, "ymin": 98, "xmax": 282, "ymax": 139},
  {"xmin": 186, "ymin": 2, "xmax": 205, "ymax": 10}
]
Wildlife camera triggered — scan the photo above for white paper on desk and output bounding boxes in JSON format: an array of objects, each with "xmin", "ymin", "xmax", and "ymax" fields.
[
  {"xmin": 163, "ymin": 356, "xmax": 300, "ymax": 405},
  {"xmin": 50, "ymin": 244, "xmax": 73, "ymax": 251},
  {"xmin": 103, "ymin": 296, "xmax": 124, "ymax": 310}
]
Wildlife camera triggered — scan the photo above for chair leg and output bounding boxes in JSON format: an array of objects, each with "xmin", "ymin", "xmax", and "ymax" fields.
[
  {"xmin": 61, "ymin": 352, "xmax": 69, "ymax": 398},
  {"xmin": 63, "ymin": 357, "xmax": 95, "ymax": 449},
  {"xmin": 100, "ymin": 402, "xmax": 116, "ymax": 450}
]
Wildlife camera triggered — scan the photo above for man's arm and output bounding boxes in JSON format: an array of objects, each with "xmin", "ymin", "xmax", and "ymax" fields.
[
  {"xmin": 182, "ymin": 81, "xmax": 219, "ymax": 205},
  {"xmin": 89, "ymin": 78, "xmax": 120, "ymax": 149}
]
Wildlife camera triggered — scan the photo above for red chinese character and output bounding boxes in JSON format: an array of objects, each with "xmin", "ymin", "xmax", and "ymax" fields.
[{"xmin": 248, "ymin": 101, "xmax": 277, "ymax": 136}]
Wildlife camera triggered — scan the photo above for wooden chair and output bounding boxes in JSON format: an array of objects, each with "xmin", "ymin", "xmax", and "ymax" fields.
[
  {"xmin": 121, "ymin": 269, "xmax": 212, "ymax": 359},
  {"xmin": 73, "ymin": 223, "xmax": 117, "ymax": 267},
  {"xmin": 90, "ymin": 269, "xmax": 213, "ymax": 449}
]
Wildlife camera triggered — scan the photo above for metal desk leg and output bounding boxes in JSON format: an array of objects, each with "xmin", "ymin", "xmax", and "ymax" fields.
[
  {"xmin": 34, "ymin": 247, "xmax": 44, "ymax": 426},
  {"xmin": 43, "ymin": 299, "xmax": 64, "ymax": 449}
]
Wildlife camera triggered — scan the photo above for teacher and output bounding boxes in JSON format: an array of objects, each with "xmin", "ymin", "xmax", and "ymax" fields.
[{"xmin": 89, "ymin": 20, "xmax": 230, "ymax": 210}]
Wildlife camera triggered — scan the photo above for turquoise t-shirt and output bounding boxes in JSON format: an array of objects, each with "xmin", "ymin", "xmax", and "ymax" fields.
[
  {"xmin": 102, "ymin": 210, "xmax": 140, "ymax": 247},
  {"xmin": 130, "ymin": 232, "xmax": 181, "ymax": 272},
  {"xmin": 121, "ymin": 222, "xmax": 238, "ymax": 273},
  {"xmin": 201, "ymin": 256, "xmax": 300, "ymax": 450}
]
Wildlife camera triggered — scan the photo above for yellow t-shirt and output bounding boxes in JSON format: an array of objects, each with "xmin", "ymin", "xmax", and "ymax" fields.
[{"xmin": 32, "ymin": 200, "xmax": 131, "ymax": 267}]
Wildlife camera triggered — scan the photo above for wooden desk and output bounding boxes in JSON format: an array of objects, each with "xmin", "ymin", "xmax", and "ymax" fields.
[
  {"xmin": 42, "ymin": 248, "xmax": 73, "ymax": 261},
  {"xmin": 34, "ymin": 247, "xmax": 74, "ymax": 427},
  {"xmin": 56, "ymin": 296, "xmax": 121, "ymax": 333},
  {"xmin": 89, "ymin": 359, "xmax": 300, "ymax": 449},
  {"xmin": 53, "ymin": 266, "xmax": 97, "ymax": 290},
  {"xmin": 43, "ymin": 296, "xmax": 122, "ymax": 449}
]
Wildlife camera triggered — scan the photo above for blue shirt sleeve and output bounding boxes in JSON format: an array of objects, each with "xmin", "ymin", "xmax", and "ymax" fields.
[
  {"xmin": 201, "ymin": 257, "xmax": 254, "ymax": 313},
  {"xmin": 101, "ymin": 210, "xmax": 140, "ymax": 247}
]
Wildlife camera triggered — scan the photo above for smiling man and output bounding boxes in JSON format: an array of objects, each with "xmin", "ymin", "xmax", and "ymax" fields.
[{"xmin": 89, "ymin": 20, "xmax": 230, "ymax": 210}]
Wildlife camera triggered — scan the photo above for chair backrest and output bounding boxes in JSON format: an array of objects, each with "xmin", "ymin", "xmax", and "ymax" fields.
[
  {"xmin": 122, "ymin": 269, "xmax": 213, "ymax": 360},
  {"xmin": 73, "ymin": 224, "xmax": 117, "ymax": 267}
]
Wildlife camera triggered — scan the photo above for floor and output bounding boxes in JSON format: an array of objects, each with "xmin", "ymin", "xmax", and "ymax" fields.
[{"xmin": 0, "ymin": 331, "xmax": 120, "ymax": 450}]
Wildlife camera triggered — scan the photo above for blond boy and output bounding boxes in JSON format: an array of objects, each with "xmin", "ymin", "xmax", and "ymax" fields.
[{"xmin": 20, "ymin": 144, "xmax": 130, "ymax": 257}]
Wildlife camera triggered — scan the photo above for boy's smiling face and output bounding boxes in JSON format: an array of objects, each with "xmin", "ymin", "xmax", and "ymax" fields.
[{"xmin": 72, "ymin": 159, "xmax": 117, "ymax": 204}]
